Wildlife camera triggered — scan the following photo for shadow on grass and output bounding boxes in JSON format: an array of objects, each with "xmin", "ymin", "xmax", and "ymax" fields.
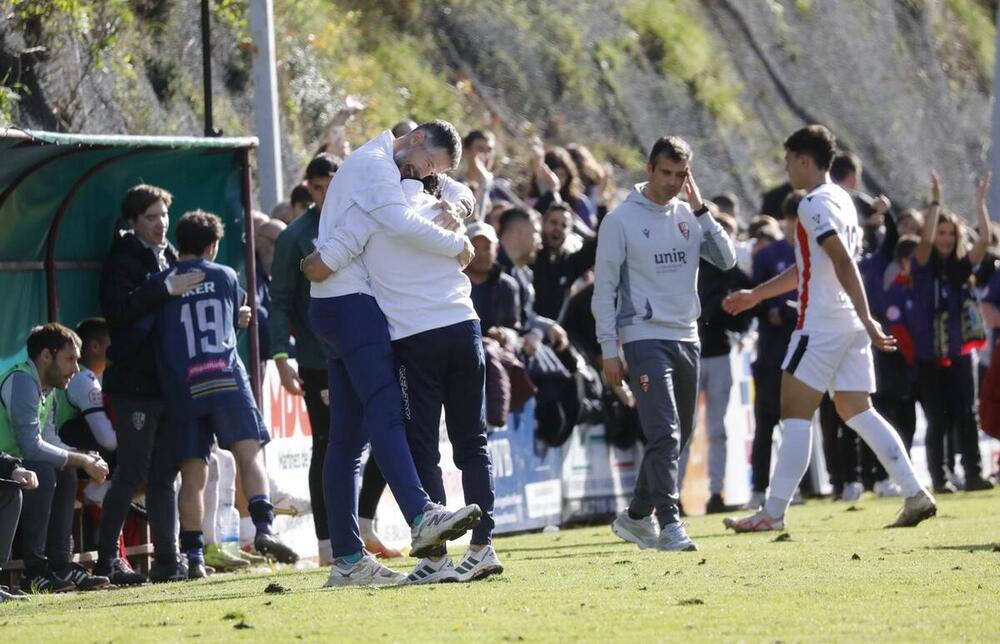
[
  {"xmin": 924, "ymin": 543, "xmax": 1000, "ymax": 552},
  {"xmin": 499, "ymin": 540, "xmax": 623, "ymax": 554},
  {"xmin": 0, "ymin": 583, "xmax": 344, "ymax": 619}
]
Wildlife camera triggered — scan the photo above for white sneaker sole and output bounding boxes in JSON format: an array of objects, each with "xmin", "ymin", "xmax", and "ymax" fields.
[
  {"xmin": 323, "ymin": 574, "xmax": 405, "ymax": 588},
  {"xmin": 411, "ymin": 505, "xmax": 482, "ymax": 559},
  {"xmin": 404, "ymin": 570, "xmax": 459, "ymax": 585},
  {"xmin": 457, "ymin": 562, "xmax": 504, "ymax": 583},
  {"xmin": 658, "ymin": 541, "xmax": 699, "ymax": 552},
  {"xmin": 611, "ymin": 520, "xmax": 657, "ymax": 550}
]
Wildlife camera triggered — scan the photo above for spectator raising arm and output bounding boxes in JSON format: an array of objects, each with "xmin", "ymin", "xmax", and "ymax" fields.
[
  {"xmin": 914, "ymin": 173, "xmax": 942, "ymax": 267},
  {"xmin": 970, "ymin": 172, "xmax": 992, "ymax": 268}
]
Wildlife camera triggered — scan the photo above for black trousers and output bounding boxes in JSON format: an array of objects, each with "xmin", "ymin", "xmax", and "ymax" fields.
[
  {"xmin": 300, "ymin": 366, "xmax": 331, "ymax": 541},
  {"xmin": 98, "ymin": 396, "xmax": 177, "ymax": 565},
  {"xmin": 916, "ymin": 356, "xmax": 984, "ymax": 487},
  {"xmin": 751, "ymin": 364, "xmax": 781, "ymax": 494},
  {"xmin": 819, "ymin": 394, "xmax": 860, "ymax": 492}
]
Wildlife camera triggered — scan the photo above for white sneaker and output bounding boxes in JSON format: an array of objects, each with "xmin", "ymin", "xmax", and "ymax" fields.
[
  {"xmin": 269, "ymin": 477, "xmax": 312, "ymax": 517},
  {"xmin": 873, "ymin": 479, "xmax": 902, "ymax": 498},
  {"xmin": 723, "ymin": 508, "xmax": 786, "ymax": 533},
  {"xmin": 403, "ymin": 557, "xmax": 459, "ymax": 585},
  {"xmin": 410, "ymin": 503, "xmax": 481, "ymax": 559},
  {"xmin": 790, "ymin": 489, "xmax": 806, "ymax": 505},
  {"xmin": 323, "ymin": 554, "xmax": 405, "ymax": 587},
  {"xmin": 840, "ymin": 482, "xmax": 864, "ymax": 502},
  {"xmin": 657, "ymin": 522, "xmax": 698, "ymax": 551},
  {"xmin": 454, "ymin": 545, "xmax": 504, "ymax": 582},
  {"xmin": 611, "ymin": 511, "xmax": 658, "ymax": 549},
  {"xmin": 743, "ymin": 491, "xmax": 766, "ymax": 510}
]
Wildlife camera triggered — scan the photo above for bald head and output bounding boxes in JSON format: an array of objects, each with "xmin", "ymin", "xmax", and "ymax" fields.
[{"xmin": 255, "ymin": 218, "xmax": 286, "ymax": 276}]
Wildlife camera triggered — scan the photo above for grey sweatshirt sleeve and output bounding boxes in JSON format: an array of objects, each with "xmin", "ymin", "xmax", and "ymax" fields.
[
  {"xmin": 592, "ymin": 215, "xmax": 626, "ymax": 360},
  {"xmin": 1, "ymin": 372, "xmax": 68, "ymax": 466},
  {"xmin": 699, "ymin": 214, "xmax": 737, "ymax": 270}
]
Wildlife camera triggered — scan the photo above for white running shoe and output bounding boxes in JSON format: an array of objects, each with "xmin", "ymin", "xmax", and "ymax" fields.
[
  {"xmin": 454, "ymin": 545, "xmax": 504, "ymax": 582},
  {"xmin": 790, "ymin": 489, "xmax": 806, "ymax": 506},
  {"xmin": 743, "ymin": 491, "xmax": 766, "ymax": 510},
  {"xmin": 611, "ymin": 510, "xmax": 659, "ymax": 549},
  {"xmin": 840, "ymin": 482, "xmax": 864, "ymax": 502},
  {"xmin": 323, "ymin": 554, "xmax": 405, "ymax": 587},
  {"xmin": 657, "ymin": 522, "xmax": 698, "ymax": 551},
  {"xmin": 723, "ymin": 508, "xmax": 786, "ymax": 533},
  {"xmin": 403, "ymin": 557, "xmax": 459, "ymax": 585},
  {"xmin": 410, "ymin": 503, "xmax": 482, "ymax": 559},
  {"xmin": 269, "ymin": 477, "xmax": 312, "ymax": 517},
  {"xmin": 885, "ymin": 489, "xmax": 937, "ymax": 528},
  {"xmin": 873, "ymin": 479, "xmax": 902, "ymax": 498}
]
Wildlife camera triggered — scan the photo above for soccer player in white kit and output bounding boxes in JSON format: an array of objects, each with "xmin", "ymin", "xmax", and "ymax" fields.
[{"xmin": 721, "ymin": 125, "xmax": 936, "ymax": 531}]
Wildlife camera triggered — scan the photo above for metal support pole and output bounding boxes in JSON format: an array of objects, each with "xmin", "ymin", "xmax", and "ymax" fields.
[
  {"xmin": 249, "ymin": 0, "xmax": 283, "ymax": 212},
  {"xmin": 241, "ymin": 148, "xmax": 262, "ymax": 405},
  {"xmin": 201, "ymin": 0, "xmax": 220, "ymax": 137},
  {"xmin": 989, "ymin": 1, "xmax": 1000, "ymax": 221}
]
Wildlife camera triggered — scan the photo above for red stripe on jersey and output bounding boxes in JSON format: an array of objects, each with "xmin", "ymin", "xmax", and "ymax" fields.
[{"xmin": 795, "ymin": 220, "xmax": 810, "ymax": 330}]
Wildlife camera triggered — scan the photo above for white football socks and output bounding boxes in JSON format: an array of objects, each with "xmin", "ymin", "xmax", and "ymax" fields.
[
  {"xmin": 845, "ymin": 408, "xmax": 922, "ymax": 498},
  {"xmin": 764, "ymin": 418, "xmax": 813, "ymax": 519},
  {"xmin": 359, "ymin": 517, "xmax": 376, "ymax": 541}
]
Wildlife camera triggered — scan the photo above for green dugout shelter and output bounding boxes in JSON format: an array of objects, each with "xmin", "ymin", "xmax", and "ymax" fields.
[{"xmin": 0, "ymin": 128, "xmax": 262, "ymax": 398}]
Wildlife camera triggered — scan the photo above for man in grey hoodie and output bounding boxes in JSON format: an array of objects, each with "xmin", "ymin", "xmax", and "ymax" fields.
[{"xmin": 592, "ymin": 136, "xmax": 736, "ymax": 551}]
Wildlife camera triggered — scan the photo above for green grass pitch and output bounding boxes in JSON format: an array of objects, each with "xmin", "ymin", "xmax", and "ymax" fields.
[{"xmin": 3, "ymin": 488, "xmax": 998, "ymax": 642}]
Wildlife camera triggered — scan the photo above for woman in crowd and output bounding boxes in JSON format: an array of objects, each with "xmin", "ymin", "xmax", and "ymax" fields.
[{"xmin": 911, "ymin": 174, "xmax": 994, "ymax": 493}]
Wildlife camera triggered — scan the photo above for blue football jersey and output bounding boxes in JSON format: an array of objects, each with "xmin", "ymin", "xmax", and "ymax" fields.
[{"xmin": 152, "ymin": 259, "xmax": 255, "ymax": 419}]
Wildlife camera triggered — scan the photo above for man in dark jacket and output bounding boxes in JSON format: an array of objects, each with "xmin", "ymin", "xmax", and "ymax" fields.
[
  {"xmin": 677, "ymin": 213, "xmax": 751, "ymax": 514},
  {"xmin": 532, "ymin": 203, "xmax": 596, "ymax": 320},
  {"xmin": 466, "ymin": 222, "xmax": 522, "ymax": 333},
  {"xmin": 96, "ymin": 184, "xmax": 204, "ymax": 585},
  {"xmin": 497, "ymin": 208, "xmax": 569, "ymax": 354}
]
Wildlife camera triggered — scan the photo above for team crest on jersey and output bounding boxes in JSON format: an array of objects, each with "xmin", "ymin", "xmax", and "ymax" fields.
[
  {"xmin": 132, "ymin": 411, "xmax": 146, "ymax": 431},
  {"xmin": 642, "ymin": 228, "xmax": 650, "ymax": 239},
  {"xmin": 678, "ymin": 222, "xmax": 690, "ymax": 240},
  {"xmin": 639, "ymin": 374, "xmax": 650, "ymax": 392}
]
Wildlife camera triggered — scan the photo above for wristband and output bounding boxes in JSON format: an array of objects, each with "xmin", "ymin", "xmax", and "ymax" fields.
[
  {"xmin": 272, "ymin": 352, "xmax": 289, "ymax": 360},
  {"xmin": 693, "ymin": 205, "xmax": 710, "ymax": 216}
]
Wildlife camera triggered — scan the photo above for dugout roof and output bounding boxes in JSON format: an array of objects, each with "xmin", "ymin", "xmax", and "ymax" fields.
[{"xmin": 0, "ymin": 128, "xmax": 262, "ymax": 396}]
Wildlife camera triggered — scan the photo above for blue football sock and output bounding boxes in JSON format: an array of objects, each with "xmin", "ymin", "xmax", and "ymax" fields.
[
  {"xmin": 249, "ymin": 495, "xmax": 274, "ymax": 536},
  {"xmin": 339, "ymin": 551, "xmax": 363, "ymax": 565}
]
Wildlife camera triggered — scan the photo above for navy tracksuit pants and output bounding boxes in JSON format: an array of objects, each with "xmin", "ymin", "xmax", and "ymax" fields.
[
  {"xmin": 309, "ymin": 293, "xmax": 430, "ymax": 558},
  {"xmin": 393, "ymin": 320, "xmax": 496, "ymax": 546}
]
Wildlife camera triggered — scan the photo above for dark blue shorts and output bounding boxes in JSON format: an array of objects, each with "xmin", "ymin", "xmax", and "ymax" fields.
[{"xmin": 171, "ymin": 406, "xmax": 270, "ymax": 465}]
